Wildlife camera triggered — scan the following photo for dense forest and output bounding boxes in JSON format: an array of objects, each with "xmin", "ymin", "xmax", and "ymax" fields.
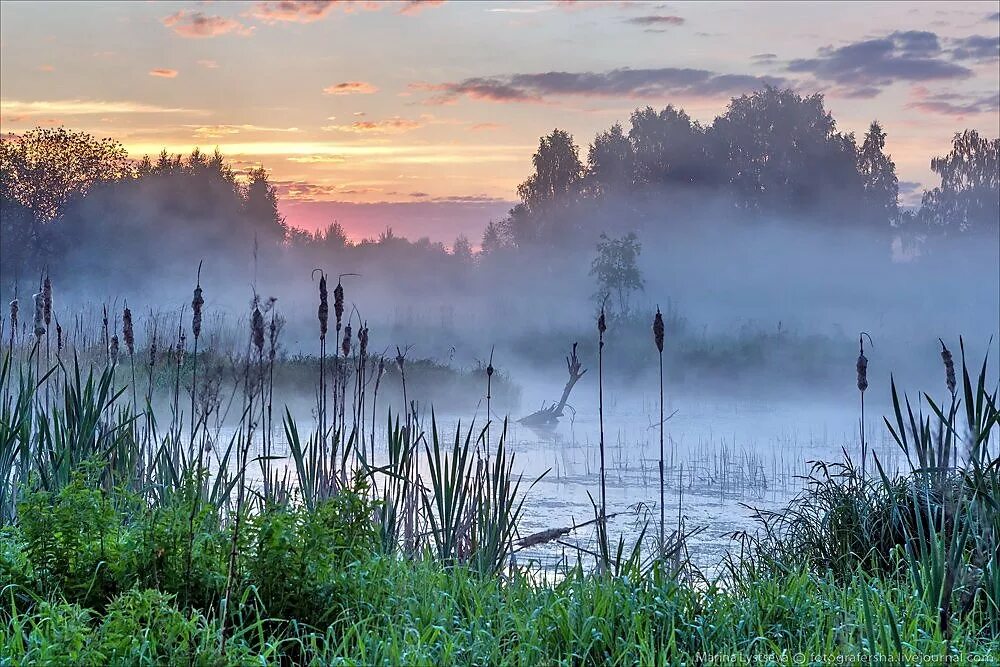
[{"xmin": 2, "ymin": 87, "xmax": 998, "ymax": 291}]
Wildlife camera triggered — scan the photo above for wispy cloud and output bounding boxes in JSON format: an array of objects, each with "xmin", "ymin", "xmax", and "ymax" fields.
[
  {"xmin": 323, "ymin": 81, "xmax": 378, "ymax": 95},
  {"xmin": 624, "ymin": 15, "xmax": 684, "ymax": 27},
  {"xmin": 0, "ymin": 99, "xmax": 202, "ymax": 116},
  {"xmin": 188, "ymin": 124, "xmax": 302, "ymax": 138},
  {"xmin": 197, "ymin": 60, "xmax": 220, "ymax": 69},
  {"xmin": 162, "ymin": 10, "xmax": 255, "ymax": 38},
  {"xmin": 469, "ymin": 122, "xmax": 503, "ymax": 131},
  {"xmin": 149, "ymin": 68, "xmax": 179, "ymax": 79},
  {"xmin": 413, "ymin": 67, "xmax": 786, "ymax": 104},
  {"xmin": 322, "ymin": 117, "xmax": 424, "ymax": 133},
  {"xmin": 248, "ymin": 0, "xmax": 443, "ymax": 23},
  {"xmin": 907, "ymin": 86, "xmax": 999, "ymax": 117}
]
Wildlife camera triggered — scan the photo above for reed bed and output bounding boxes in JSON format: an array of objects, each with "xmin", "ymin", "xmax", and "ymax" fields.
[{"xmin": 0, "ymin": 272, "xmax": 996, "ymax": 664}]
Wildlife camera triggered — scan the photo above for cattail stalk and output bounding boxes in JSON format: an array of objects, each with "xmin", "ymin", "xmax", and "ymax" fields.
[
  {"xmin": 857, "ymin": 332, "xmax": 871, "ymax": 478},
  {"xmin": 123, "ymin": 303, "xmax": 137, "ymax": 415},
  {"xmin": 190, "ymin": 262, "xmax": 204, "ymax": 452},
  {"xmin": 42, "ymin": 273, "xmax": 51, "ymax": 409},
  {"xmin": 597, "ymin": 304, "xmax": 607, "ymax": 570},
  {"xmin": 653, "ymin": 306, "xmax": 665, "ymax": 556}
]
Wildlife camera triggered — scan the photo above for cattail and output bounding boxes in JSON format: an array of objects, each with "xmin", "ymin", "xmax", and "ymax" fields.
[
  {"xmin": 32, "ymin": 293, "xmax": 45, "ymax": 338},
  {"xmin": 123, "ymin": 305, "xmax": 135, "ymax": 356},
  {"xmin": 598, "ymin": 307, "xmax": 606, "ymax": 338},
  {"xmin": 9, "ymin": 297, "xmax": 18, "ymax": 332},
  {"xmin": 653, "ymin": 307, "xmax": 664, "ymax": 353},
  {"xmin": 268, "ymin": 313, "xmax": 280, "ymax": 362},
  {"xmin": 191, "ymin": 285, "xmax": 204, "ymax": 340},
  {"xmin": 176, "ymin": 333, "xmax": 186, "ymax": 367},
  {"xmin": 358, "ymin": 322, "xmax": 369, "ymax": 358},
  {"xmin": 395, "ymin": 346, "xmax": 405, "ymax": 372},
  {"xmin": 251, "ymin": 306, "xmax": 265, "ymax": 355},
  {"xmin": 42, "ymin": 274, "xmax": 51, "ymax": 327},
  {"xmin": 939, "ymin": 338, "xmax": 956, "ymax": 396},
  {"xmin": 341, "ymin": 323, "xmax": 352, "ymax": 358},
  {"xmin": 56, "ymin": 319, "xmax": 63, "ymax": 352},
  {"xmin": 318, "ymin": 273, "xmax": 328, "ymax": 340},
  {"xmin": 334, "ymin": 281, "xmax": 345, "ymax": 331},
  {"xmin": 110, "ymin": 334, "xmax": 120, "ymax": 365},
  {"xmin": 149, "ymin": 332, "xmax": 158, "ymax": 367},
  {"xmin": 856, "ymin": 347, "xmax": 868, "ymax": 393}
]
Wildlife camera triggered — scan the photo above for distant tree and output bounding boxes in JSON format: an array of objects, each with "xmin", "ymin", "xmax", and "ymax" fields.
[
  {"xmin": 0, "ymin": 126, "xmax": 133, "ymax": 221},
  {"xmin": 480, "ymin": 219, "xmax": 510, "ymax": 255},
  {"xmin": 517, "ymin": 129, "xmax": 583, "ymax": 212},
  {"xmin": 709, "ymin": 88, "xmax": 863, "ymax": 219},
  {"xmin": 857, "ymin": 121, "xmax": 899, "ymax": 225},
  {"xmin": 587, "ymin": 123, "xmax": 634, "ymax": 197},
  {"xmin": 919, "ymin": 130, "xmax": 999, "ymax": 234},
  {"xmin": 451, "ymin": 234, "xmax": 473, "ymax": 263},
  {"xmin": 590, "ymin": 232, "xmax": 643, "ymax": 316},
  {"xmin": 243, "ymin": 166, "xmax": 287, "ymax": 241},
  {"xmin": 316, "ymin": 221, "xmax": 349, "ymax": 249},
  {"xmin": 628, "ymin": 105, "xmax": 707, "ymax": 187}
]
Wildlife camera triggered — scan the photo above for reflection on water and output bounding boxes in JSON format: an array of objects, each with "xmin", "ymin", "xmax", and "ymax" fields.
[{"xmin": 229, "ymin": 392, "xmax": 903, "ymax": 575}]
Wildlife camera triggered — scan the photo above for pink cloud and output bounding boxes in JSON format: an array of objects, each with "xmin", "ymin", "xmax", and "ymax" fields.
[
  {"xmin": 323, "ymin": 81, "xmax": 378, "ymax": 95},
  {"xmin": 162, "ymin": 10, "xmax": 255, "ymax": 38},
  {"xmin": 248, "ymin": 0, "xmax": 444, "ymax": 23},
  {"xmin": 149, "ymin": 68, "xmax": 179, "ymax": 78}
]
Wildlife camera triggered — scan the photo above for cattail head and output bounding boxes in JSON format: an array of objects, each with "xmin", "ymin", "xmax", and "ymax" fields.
[
  {"xmin": 395, "ymin": 346, "xmax": 405, "ymax": 372},
  {"xmin": 358, "ymin": 322, "xmax": 369, "ymax": 358},
  {"xmin": 268, "ymin": 312, "xmax": 282, "ymax": 362},
  {"xmin": 341, "ymin": 323, "xmax": 352, "ymax": 358},
  {"xmin": 318, "ymin": 272, "xmax": 328, "ymax": 340},
  {"xmin": 176, "ymin": 332, "xmax": 186, "ymax": 367},
  {"xmin": 42, "ymin": 274, "xmax": 52, "ymax": 326},
  {"xmin": 856, "ymin": 334, "xmax": 868, "ymax": 393},
  {"xmin": 110, "ymin": 334, "xmax": 120, "ymax": 366},
  {"xmin": 56, "ymin": 319, "xmax": 63, "ymax": 352},
  {"xmin": 122, "ymin": 305, "xmax": 135, "ymax": 356},
  {"xmin": 653, "ymin": 307, "xmax": 664, "ymax": 353},
  {"xmin": 9, "ymin": 297, "xmax": 18, "ymax": 332},
  {"xmin": 597, "ymin": 306, "xmax": 606, "ymax": 343},
  {"xmin": 149, "ymin": 330, "xmax": 158, "ymax": 367},
  {"xmin": 939, "ymin": 338, "xmax": 956, "ymax": 396},
  {"xmin": 191, "ymin": 289, "xmax": 204, "ymax": 342},
  {"xmin": 32, "ymin": 292, "xmax": 45, "ymax": 338},
  {"xmin": 251, "ymin": 306, "xmax": 265, "ymax": 355},
  {"xmin": 334, "ymin": 281, "xmax": 345, "ymax": 331}
]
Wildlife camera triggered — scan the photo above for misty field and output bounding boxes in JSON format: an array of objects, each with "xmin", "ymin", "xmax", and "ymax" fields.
[{"xmin": 0, "ymin": 270, "xmax": 998, "ymax": 666}]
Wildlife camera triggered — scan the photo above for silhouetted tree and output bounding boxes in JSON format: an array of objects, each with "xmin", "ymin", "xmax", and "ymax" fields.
[
  {"xmin": 243, "ymin": 166, "xmax": 287, "ymax": 242},
  {"xmin": 451, "ymin": 234, "xmax": 473, "ymax": 264},
  {"xmin": 587, "ymin": 123, "xmax": 634, "ymax": 197},
  {"xmin": 858, "ymin": 121, "xmax": 899, "ymax": 226},
  {"xmin": 920, "ymin": 130, "xmax": 999, "ymax": 235},
  {"xmin": 708, "ymin": 87, "xmax": 863, "ymax": 220},
  {"xmin": 629, "ymin": 105, "xmax": 707, "ymax": 188},
  {"xmin": 0, "ymin": 127, "xmax": 132, "ymax": 221},
  {"xmin": 590, "ymin": 232, "xmax": 643, "ymax": 316}
]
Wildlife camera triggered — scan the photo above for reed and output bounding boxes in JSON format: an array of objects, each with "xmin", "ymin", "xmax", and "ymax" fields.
[
  {"xmin": 597, "ymin": 304, "xmax": 607, "ymax": 571},
  {"xmin": 856, "ymin": 332, "xmax": 871, "ymax": 478},
  {"xmin": 653, "ymin": 306, "xmax": 665, "ymax": 556}
]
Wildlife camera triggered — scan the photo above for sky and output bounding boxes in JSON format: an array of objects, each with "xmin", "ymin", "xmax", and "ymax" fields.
[{"xmin": 1, "ymin": 0, "xmax": 998, "ymax": 243}]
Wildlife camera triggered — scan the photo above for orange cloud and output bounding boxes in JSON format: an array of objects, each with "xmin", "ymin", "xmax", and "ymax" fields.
[
  {"xmin": 469, "ymin": 122, "xmax": 502, "ymax": 131},
  {"xmin": 322, "ymin": 117, "xmax": 422, "ymax": 133},
  {"xmin": 323, "ymin": 81, "xmax": 378, "ymax": 95},
  {"xmin": 149, "ymin": 69, "xmax": 179, "ymax": 78},
  {"xmin": 162, "ymin": 10, "xmax": 255, "ymax": 38}
]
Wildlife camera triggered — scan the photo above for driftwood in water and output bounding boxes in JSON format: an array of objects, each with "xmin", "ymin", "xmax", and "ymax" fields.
[
  {"xmin": 518, "ymin": 342, "xmax": 586, "ymax": 426},
  {"xmin": 516, "ymin": 511, "xmax": 621, "ymax": 550}
]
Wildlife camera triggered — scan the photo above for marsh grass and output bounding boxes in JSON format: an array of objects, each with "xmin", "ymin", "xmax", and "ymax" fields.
[{"xmin": 0, "ymin": 277, "xmax": 997, "ymax": 663}]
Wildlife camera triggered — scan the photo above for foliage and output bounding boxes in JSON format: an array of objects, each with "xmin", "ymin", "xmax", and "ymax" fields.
[{"xmin": 590, "ymin": 232, "xmax": 643, "ymax": 316}]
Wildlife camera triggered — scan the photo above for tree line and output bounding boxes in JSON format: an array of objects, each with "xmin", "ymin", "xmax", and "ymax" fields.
[
  {"xmin": 1, "ymin": 87, "xmax": 997, "ymax": 289},
  {"xmin": 482, "ymin": 87, "xmax": 999, "ymax": 253}
]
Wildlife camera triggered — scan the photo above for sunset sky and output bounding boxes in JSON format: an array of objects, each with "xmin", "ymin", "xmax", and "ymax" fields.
[{"xmin": 1, "ymin": 1, "xmax": 998, "ymax": 242}]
